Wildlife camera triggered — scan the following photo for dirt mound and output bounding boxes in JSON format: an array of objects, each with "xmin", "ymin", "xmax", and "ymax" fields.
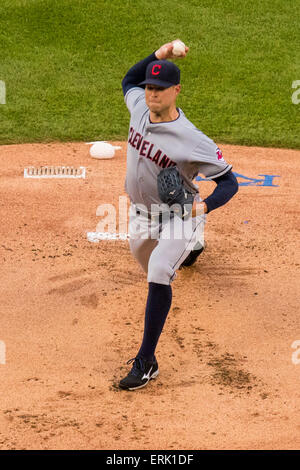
[{"xmin": 0, "ymin": 141, "xmax": 299, "ymax": 450}]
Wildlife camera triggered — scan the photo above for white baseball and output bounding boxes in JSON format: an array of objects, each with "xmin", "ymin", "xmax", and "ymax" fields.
[{"xmin": 172, "ymin": 40, "xmax": 186, "ymax": 57}]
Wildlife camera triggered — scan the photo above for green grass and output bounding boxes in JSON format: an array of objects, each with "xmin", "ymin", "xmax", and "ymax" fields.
[{"xmin": 0, "ymin": 0, "xmax": 299, "ymax": 148}]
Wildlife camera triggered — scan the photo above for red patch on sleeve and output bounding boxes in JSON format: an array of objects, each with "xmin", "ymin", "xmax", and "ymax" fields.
[{"xmin": 216, "ymin": 148, "xmax": 223, "ymax": 160}]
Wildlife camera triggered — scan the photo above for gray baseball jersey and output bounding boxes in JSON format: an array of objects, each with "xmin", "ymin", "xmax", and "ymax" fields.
[{"xmin": 124, "ymin": 87, "xmax": 232, "ymax": 211}]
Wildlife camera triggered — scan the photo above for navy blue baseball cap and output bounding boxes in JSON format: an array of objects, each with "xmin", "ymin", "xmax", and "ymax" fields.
[{"xmin": 139, "ymin": 60, "xmax": 180, "ymax": 88}]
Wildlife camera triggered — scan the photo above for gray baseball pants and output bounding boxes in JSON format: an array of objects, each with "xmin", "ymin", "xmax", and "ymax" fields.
[{"xmin": 129, "ymin": 203, "xmax": 206, "ymax": 285}]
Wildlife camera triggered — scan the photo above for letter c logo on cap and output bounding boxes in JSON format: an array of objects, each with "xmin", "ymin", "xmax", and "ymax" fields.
[{"xmin": 152, "ymin": 64, "xmax": 161, "ymax": 75}]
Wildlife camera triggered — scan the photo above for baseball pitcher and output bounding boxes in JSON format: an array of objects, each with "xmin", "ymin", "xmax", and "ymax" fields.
[{"xmin": 119, "ymin": 40, "xmax": 239, "ymax": 390}]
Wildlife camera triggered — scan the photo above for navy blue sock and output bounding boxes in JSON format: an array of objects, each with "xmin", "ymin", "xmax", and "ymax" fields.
[{"xmin": 137, "ymin": 282, "xmax": 172, "ymax": 361}]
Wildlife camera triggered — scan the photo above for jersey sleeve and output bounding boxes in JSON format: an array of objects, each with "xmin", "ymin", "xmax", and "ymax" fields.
[
  {"xmin": 189, "ymin": 134, "xmax": 232, "ymax": 179},
  {"xmin": 124, "ymin": 87, "xmax": 147, "ymax": 114}
]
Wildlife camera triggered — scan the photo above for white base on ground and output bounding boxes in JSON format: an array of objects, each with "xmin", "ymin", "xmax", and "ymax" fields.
[
  {"xmin": 87, "ymin": 232, "xmax": 130, "ymax": 242},
  {"xmin": 24, "ymin": 166, "xmax": 86, "ymax": 178}
]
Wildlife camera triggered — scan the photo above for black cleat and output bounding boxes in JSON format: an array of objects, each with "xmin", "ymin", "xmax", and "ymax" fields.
[
  {"xmin": 119, "ymin": 357, "xmax": 159, "ymax": 391},
  {"xmin": 180, "ymin": 242, "xmax": 205, "ymax": 268}
]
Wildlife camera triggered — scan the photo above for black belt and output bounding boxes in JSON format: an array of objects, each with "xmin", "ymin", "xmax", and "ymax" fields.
[{"xmin": 135, "ymin": 208, "xmax": 170, "ymax": 222}]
